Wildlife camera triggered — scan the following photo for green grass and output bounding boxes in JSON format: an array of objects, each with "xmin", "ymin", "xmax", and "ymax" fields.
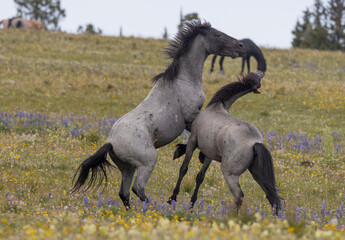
[{"xmin": 0, "ymin": 29, "xmax": 345, "ymax": 239}]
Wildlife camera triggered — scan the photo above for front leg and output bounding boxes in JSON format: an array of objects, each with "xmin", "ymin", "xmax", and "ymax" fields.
[
  {"xmin": 190, "ymin": 157, "xmax": 212, "ymax": 208},
  {"xmin": 168, "ymin": 134, "xmax": 197, "ymax": 204}
]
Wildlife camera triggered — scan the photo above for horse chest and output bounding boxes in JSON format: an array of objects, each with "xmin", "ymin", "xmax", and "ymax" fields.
[{"xmin": 179, "ymin": 88, "xmax": 205, "ymax": 123}]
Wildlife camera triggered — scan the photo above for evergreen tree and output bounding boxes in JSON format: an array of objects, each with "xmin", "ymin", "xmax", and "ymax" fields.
[
  {"xmin": 327, "ymin": 0, "xmax": 345, "ymax": 50},
  {"xmin": 178, "ymin": 11, "xmax": 200, "ymax": 31},
  {"xmin": 292, "ymin": 8, "xmax": 312, "ymax": 48},
  {"xmin": 14, "ymin": 0, "xmax": 65, "ymax": 30},
  {"xmin": 77, "ymin": 24, "xmax": 102, "ymax": 35},
  {"xmin": 310, "ymin": 0, "xmax": 329, "ymax": 49},
  {"xmin": 292, "ymin": 0, "xmax": 345, "ymax": 50},
  {"xmin": 162, "ymin": 27, "xmax": 168, "ymax": 39}
]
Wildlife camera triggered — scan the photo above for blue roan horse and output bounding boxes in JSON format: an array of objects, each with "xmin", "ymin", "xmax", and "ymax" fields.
[
  {"xmin": 169, "ymin": 71, "xmax": 281, "ymax": 212},
  {"xmin": 71, "ymin": 21, "xmax": 244, "ymax": 209}
]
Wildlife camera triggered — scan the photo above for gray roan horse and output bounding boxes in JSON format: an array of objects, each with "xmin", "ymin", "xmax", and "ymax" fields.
[
  {"xmin": 168, "ymin": 71, "xmax": 281, "ymax": 212},
  {"xmin": 71, "ymin": 21, "xmax": 244, "ymax": 209}
]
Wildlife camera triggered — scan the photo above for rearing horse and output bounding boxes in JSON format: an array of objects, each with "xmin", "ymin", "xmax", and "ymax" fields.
[
  {"xmin": 71, "ymin": 21, "xmax": 244, "ymax": 209},
  {"xmin": 169, "ymin": 72, "xmax": 281, "ymax": 212}
]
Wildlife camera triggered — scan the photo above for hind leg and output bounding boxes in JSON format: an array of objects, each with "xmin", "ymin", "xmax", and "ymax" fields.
[
  {"xmin": 131, "ymin": 149, "xmax": 158, "ymax": 202},
  {"xmin": 221, "ymin": 171, "xmax": 244, "ymax": 211},
  {"xmin": 119, "ymin": 168, "xmax": 135, "ymax": 209},
  {"xmin": 109, "ymin": 150, "xmax": 135, "ymax": 209},
  {"xmin": 190, "ymin": 157, "xmax": 212, "ymax": 208},
  {"xmin": 220, "ymin": 154, "xmax": 249, "ymax": 211}
]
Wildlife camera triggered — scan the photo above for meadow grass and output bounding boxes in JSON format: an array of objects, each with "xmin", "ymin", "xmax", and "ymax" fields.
[{"xmin": 0, "ymin": 29, "xmax": 345, "ymax": 239}]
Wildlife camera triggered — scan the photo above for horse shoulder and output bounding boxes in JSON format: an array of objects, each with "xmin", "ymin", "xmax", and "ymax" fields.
[{"xmin": 176, "ymin": 82, "xmax": 205, "ymax": 123}]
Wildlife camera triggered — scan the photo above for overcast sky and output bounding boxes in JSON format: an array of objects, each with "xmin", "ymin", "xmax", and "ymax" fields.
[{"xmin": 1, "ymin": 0, "xmax": 316, "ymax": 48}]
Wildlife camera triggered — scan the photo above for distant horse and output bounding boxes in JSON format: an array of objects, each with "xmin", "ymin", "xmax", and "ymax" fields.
[
  {"xmin": 168, "ymin": 71, "xmax": 281, "ymax": 212},
  {"xmin": 71, "ymin": 20, "xmax": 244, "ymax": 209},
  {"xmin": 210, "ymin": 39, "xmax": 266, "ymax": 74},
  {"xmin": 0, "ymin": 18, "xmax": 45, "ymax": 30}
]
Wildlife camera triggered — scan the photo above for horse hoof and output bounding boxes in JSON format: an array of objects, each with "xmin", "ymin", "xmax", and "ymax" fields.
[{"xmin": 167, "ymin": 197, "xmax": 176, "ymax": 204}]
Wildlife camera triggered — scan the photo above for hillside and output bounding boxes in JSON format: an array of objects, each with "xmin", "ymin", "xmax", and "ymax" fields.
[{"xmin": 0, "ymin": 29, "xmax": 345, "ymax": 239}]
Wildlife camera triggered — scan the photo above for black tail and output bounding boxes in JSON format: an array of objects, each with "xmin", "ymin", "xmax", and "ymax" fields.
[
  {"xmin": 173, "ymin": 143, "xmax": 205, "ymax": 163},
  {"xmin": 173, "ymin": 144, "xmax": 187, "ymax": 159},
  {"xmin": 70, "ymin": 143, "xmax": 115, "ymax": 193},
  {"xmin": 250, "ymin": 143, "xmax": 282, "ymax": 210}
]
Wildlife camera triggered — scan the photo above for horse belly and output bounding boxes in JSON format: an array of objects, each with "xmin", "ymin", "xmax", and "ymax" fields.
[
  {"xmin": 197, "ymin": 131, "xmax": 222, "ymax": 161},
  {"xmin": 152, "ymin": 113, "xmax": 186, "ymax": 148}
]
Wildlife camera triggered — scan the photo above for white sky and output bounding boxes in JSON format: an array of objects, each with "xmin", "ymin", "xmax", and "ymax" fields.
[{"xmin": 1, "ymin": 0, "xmax": 316, "ymax": 48}]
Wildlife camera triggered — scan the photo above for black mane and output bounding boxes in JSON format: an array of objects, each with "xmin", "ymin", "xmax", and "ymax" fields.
[
  {"xmin": 207, "ymin": 73, "xmax": 261, "ymax": 107},
  {"xmin": 152, "ymin": 20, "xmax": 212, "ymax": 83}
]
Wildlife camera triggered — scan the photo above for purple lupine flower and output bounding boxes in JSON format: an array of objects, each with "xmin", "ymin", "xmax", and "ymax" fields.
[
  {"xmin": 200, "ymin": 199, "xmax": 204, "ymax": 210},
  {"xmin": 206, "ymin": 205, "xmax": 211, "ymax": 214},
  {"xmin": 171, "ymin": 200, "xmax": 177, "ymax": 211},
  {"xmin": 296, "ymin": 206, "xmax": 301, "ymax": 222},
  {"xmin": 97, "ymin": 192, "xmax": 102, "ymax": 209},
  {"xmin": 5, "ymin": 192, "xmax": 10, "ymax": 199},
  {"xmin": 261, "ymin": 212, "xmax": 267, "ymax": 219},
  {"xmin": 313, "ymin": 211, "xmax": 319, "ymax": 221},
  {"xmin": 83, "ymin": 193, "xmax": 89, "ymax": 208},
  {"xmin": 220, "ymin": 200, "xmax": 225, "ymax": 214},
  {"xmin": 321, "ymin": 200, "xmax": 326, "ymax": 217},
  {"xmin": 278, "ymin": 210, "xmax": 283, "ymax": 219},
  {"xmin": 336, "ymin": 208, "xmax": 341, "ymax": 219},
  {"xmin": 182, "ymin": 201, "xmax": 187, "ymax": 210},
  {"xmin": 48, "ymin": 192, "xmax": 52, "ymax": 198},
  {"xmin": 143, "ymin": 201, "xmax": 147, "ymax": 214}
]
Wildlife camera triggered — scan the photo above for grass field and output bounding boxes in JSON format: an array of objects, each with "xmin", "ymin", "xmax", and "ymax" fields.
[{"xmin": 0, "ymin": 29, "xmax": 345, "ymax": 239}]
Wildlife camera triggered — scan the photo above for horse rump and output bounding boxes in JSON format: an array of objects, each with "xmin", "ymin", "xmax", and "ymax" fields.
[{"xmin": 70, "ymin": 143, "xmax": 115, "ymax": 193}]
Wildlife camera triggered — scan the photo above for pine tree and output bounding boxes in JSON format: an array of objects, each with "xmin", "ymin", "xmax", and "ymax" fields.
[
  {"xmin": 14, "ymin": 0, "xmax": 65, "ymax": 30},
  {"xmin": 292, "ymin": 8, "xmax": 313, "ymax": 48},
  {"xmin": 327, "ymin": 0, "xmax": 345, "ymax": 50},
  {"xmin": 310, "ymin": 0, "xmax": 329, "ymax": 49},
  {"xmin": 178, "ymin": 11, "xmax": 200, "ymax": 31}
]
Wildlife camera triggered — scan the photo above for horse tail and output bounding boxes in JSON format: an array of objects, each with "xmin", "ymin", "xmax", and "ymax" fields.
[
  {"xmin": 173, "ymin": 144, "xmax": 187, "ymax": 159},
  {"xmin": 70, "ymin": 143, "xmax": 115, "ymax": 193},
  {"xmin": 250, "ymin": 143, "xmax": 281, "ymax": 211},
  {"xmin": 173, "ymin": 143, "xmax": 205, "ymax": 163}
]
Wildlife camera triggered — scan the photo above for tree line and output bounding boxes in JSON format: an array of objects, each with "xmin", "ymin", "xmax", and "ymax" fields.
[{"xmin": 292, "ymin": 0, "xmax": 345, "ymax": 50}]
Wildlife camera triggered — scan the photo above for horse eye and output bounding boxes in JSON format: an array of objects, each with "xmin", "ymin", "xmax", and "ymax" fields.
[{"xmin": 214, "ymin": 33, "xmax": 221, "ymax": 38}]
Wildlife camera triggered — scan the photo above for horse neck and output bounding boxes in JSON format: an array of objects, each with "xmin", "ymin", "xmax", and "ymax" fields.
[
  {"xmin": 224, "ymin": 89, "xmax": 253, "ymax": 111},
  {"xmin": 251, "ymin": 48, "xmax": 266, "ymax": 71},
  {"xmin": 178, "ymin": 36, "xmax": 208, "ymax": 86}
]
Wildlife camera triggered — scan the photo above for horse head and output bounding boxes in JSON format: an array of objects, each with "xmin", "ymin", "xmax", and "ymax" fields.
[{"xmin": 203, "ymin": 27, "xmax": 244, "ymax": 58}]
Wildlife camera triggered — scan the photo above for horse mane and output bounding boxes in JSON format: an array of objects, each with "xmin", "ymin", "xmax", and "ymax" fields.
[
  {"xmin": 207, "ymin": 72, "xmax": 261, "ymax": 108},
  {"xmin": 152, "ymin": 20, "xmax": 212, "ymax": 83}
]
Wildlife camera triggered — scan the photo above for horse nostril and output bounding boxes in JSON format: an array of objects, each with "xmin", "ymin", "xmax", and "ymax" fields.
[{"xmin": 238, "ymin": 42, "xmax": 244, "ymax": 49}]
